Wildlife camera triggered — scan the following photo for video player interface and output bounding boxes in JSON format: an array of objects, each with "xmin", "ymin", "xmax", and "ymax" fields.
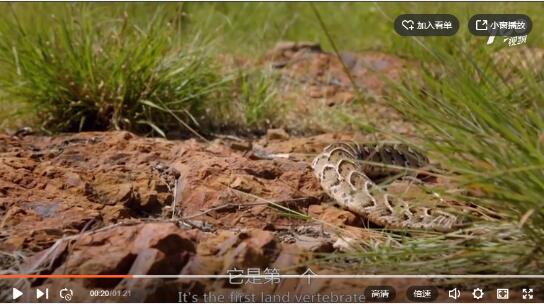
[{"xmin": 0, "ymin": 2, "xmax": 542, "ymax": 303}]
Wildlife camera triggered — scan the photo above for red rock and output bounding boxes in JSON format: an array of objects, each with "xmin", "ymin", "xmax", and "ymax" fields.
[
  {"xmin": 308, "ymin": 204, "xmax": 325, "ymax": 217},
  {"xmin": 41, "ymin": 223, "xmax": 196, "ymax": 278},
  {"xmin": 321, "ymin": 205, "xmax": 361, "ymax": 226},
  {"xmin": 266, "ymin": 128, "xmax": 290, "ymax": 141}
]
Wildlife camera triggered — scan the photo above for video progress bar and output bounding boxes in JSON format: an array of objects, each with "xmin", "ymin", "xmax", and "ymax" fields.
[{"xmin": 1, "ymin": 275, "xmax": 543, "ymax": 279}]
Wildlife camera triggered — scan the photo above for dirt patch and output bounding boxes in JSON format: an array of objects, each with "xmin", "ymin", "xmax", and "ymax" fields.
[
  {"xmin": 0, "ymin": 131, "xmax": 312, "ymax": 251},
  {"xmin": 264, "ymin": 41, "xmax": 415, "ymax": 103},
  {"xmin": 262, "ymin": 41, "xmax": 418, "ymax": 135}
]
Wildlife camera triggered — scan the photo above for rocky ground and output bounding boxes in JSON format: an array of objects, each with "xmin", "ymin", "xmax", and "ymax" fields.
[
  {"xmin": 2, "ymin": 42, "xmax": 532, "ymax": 302},
  {"xmin": 0, "ymin": 130, "xmax": 422, "ymax": 302}
]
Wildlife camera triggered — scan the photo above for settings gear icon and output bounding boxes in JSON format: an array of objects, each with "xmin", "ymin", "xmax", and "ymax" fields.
[{"xmin": 472, "ymin": 288, "xmax": 485, "ymax": 299}]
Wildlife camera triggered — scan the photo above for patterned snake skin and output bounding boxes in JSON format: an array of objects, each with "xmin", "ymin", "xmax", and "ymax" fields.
[{"xmin": 312, "ymin": 142, "xmax": 462, "ymax": 232}]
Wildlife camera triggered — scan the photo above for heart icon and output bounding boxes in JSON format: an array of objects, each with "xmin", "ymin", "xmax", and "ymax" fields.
[{"xmin": 401, "ymin": 20, "xmax": 414, "ymax": 30}]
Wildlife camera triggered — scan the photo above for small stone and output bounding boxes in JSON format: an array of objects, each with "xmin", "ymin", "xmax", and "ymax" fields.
[{"xmin": 266, "ymin": 128, "xmax": 290, "ymax": 141}]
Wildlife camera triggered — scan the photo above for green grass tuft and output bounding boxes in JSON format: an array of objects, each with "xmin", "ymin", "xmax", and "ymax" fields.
[
  {"xmin": 0, "ymin": 5, "xmax": 226, "ymax": 137},
  {"xmin": 235, "ymin": 69, "xmax": 284, "ymax": 130},
  {"xmin": 327, "ymin": 41, "xmax": 544, "ymax": 276}
]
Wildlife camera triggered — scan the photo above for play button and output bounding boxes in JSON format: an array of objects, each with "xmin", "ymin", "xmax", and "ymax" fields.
[{"xmin": 12, "ymin": 288, "xmax": 23, "ymax": 300}]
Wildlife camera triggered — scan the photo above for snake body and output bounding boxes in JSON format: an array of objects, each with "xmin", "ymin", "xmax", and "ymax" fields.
[{"xmin": 312, "ymin": 142, "xmax": 461, "ymax": 232}]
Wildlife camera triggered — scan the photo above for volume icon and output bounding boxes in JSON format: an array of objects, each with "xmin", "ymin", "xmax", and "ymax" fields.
[{"xmin": 449, "ymin": 288, "xmax": 461, "ymax": 300}]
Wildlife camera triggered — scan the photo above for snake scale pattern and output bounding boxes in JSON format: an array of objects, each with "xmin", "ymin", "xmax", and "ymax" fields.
[{"xmin": 312, "ymin": 142, "xmax": 462, "ymax": 232}]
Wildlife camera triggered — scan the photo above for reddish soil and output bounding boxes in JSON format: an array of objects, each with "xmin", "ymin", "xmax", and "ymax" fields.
[
  {"xmin": 263, "ymin": 41, "xmax": 418, "ymax": 135},
  {"xmin": 264, "ymin": 41, "xmax": 416, "ymax": 103},
  {"xmin": 0, "ymin": 129, "xmax": 386, "ymax": 301}
]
